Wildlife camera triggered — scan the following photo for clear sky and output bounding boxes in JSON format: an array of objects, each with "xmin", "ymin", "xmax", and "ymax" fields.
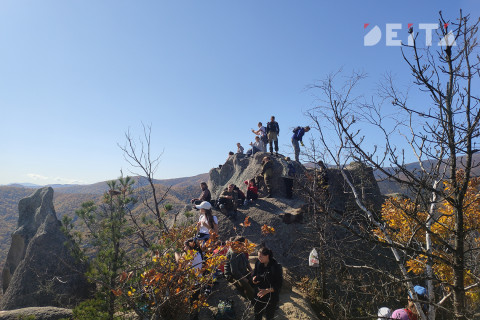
[{"xmin": 1, "ymin": 0, "xmax": 478, "ymax": 185}]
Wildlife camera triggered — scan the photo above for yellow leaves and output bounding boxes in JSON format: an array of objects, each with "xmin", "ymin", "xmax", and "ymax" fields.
[
  {"xmin": 261, "ymin": 224, "xmax": 276, "ymax": 235},
  {"xmin": 377, "ymin": 197, "xmax": 427, "ymax": 244},
  {"xmin": 406, "ymin": 255, "xmax": 427, "ymax": 275}
]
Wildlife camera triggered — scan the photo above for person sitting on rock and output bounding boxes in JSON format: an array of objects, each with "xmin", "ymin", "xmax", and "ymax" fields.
[
  {"xmin": 237, "ymin": 142, "xmax": 244, "ymax": 154},
  {"xmin": 233, "ymin": 184, "xmax": 246, "ymax": 206},
  {"xmin": 252, "ymin": 246, "xmax": 283, "ymax": 320},
  {"xmin": 225, "ymin": 236, "xmax": 255, "ymax": 301},
  {"xmin": 252, "ymin": 122, "xmax": 267, "ymax": 151},
  {"xmin": 244, "ymin": 178, "xmax": 259, "ymax": 204},
  {"xmin": 191, "ymin": 182, "xmax": 212, "ymax": 205},
  {"xmin": 195, "ymin": 201, "xmax": 218, "ymax": 242},
  {"xmin": 218, "ymin": 184, "xmax": 238, "ymax": 217},
  {"xmin": 260, "ymin": 156, "xmax": 274, "ymax": 198},
  {"xmin": 246, "ymin": 136, "xmax": 264, "ymax": 157}
]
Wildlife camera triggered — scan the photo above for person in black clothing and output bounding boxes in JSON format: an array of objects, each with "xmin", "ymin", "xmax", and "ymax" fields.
[
  {"xmin": 266, "ymin": 116, "xmax": 280, "ymax": 156},
  {"xmin": 252, "ymin": 246, "xmax": 283, "ymax": 320}
]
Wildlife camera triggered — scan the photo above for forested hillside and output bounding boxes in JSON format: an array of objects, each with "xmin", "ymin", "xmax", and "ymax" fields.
[{"xmin": 0, "ymin": 175, "xmax": 204, "ymax": 293}]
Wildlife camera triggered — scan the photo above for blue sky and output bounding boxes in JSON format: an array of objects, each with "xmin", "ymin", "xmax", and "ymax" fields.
[{"xmin": 1, "ymin": 0, "xmax": 478, "ymax": 185}]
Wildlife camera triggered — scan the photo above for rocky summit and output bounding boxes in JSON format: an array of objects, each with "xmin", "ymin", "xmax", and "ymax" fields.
[{"xmin": 0, "ymin": 187, "xmax": 91, "ymax": 310}]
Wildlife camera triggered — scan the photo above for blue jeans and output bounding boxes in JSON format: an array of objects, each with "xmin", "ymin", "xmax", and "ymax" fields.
[{"xmin": 292, "ymin": 138, "xmax": 300, "ymax": 162}]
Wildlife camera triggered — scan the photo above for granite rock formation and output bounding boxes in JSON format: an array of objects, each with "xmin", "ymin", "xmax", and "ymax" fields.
[
  {"xmin": 1, "ymin": 187, "xmax": 91, "ymax": 310},
  {"xmin": 209, "ymin": 152, "xmax": 304, "ymax": 199}
]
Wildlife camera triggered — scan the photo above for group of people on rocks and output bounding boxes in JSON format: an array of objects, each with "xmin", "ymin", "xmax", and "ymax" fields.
[
  {"xmin": 230, "ymin": 115, "xmax": 310, "ymax": 162},
  {"xmin": 186, "ymin": 178, "xmax": 285, "ymax": 319},
  {"xmin": 377, "ymin": 285, "xmax": 429, "ymax": 320}
]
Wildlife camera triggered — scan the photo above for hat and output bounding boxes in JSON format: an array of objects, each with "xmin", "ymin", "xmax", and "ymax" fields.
[
  {"xmin": 195, "ymin": 201, "xmax": 212, "ymax": 210},
  {"xmin": 391, "ymin": 309, "xmax": 409, "ymax": 320},
  {"xmin": 377, "ymin": 307, "xmax": 392, "ymax": 320},
  {"xmin": 409, "ymin": 285, "xmax": 427, "ymax": 299},
  {"xmin": 414, "ymin": 285, "xmax": 427, "ymax": 298}
]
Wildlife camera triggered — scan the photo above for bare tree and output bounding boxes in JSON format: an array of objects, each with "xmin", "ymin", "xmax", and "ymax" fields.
[
  {"xmin": 304, "ymin": 10, "xmax": 480, "ymax": 320},
  {"xmin": 119, "ymin": 124, "xmax": 170, "ymax": 237}
]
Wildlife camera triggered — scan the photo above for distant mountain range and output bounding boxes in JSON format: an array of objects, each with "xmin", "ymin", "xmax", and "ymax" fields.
[{"xmin": 4, "ymin": 173, "xmax": 210, "ymax": 195}]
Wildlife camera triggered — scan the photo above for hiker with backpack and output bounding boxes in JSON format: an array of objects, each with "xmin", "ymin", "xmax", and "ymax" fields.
[
  {"xmin": 252, "ymin": 246, "xmax": 283, "ymax": 320},
  {"xmin": 266, "ymin": 116, "xmax": 280, "ymax": 156},
  {"xmin": 291, "ymin": 126, "xmax": 310, "ymax": 162},
  {"xmin": 224, "ymin": 236, "xmax": 255, "ymax": 301},
  {"xmin": 195, "ymin": 201, "xmax": 218, "ymax": 242},
  {"xmin": 252, "ymin": 122, "xmax": 267, "ymax": 151}
]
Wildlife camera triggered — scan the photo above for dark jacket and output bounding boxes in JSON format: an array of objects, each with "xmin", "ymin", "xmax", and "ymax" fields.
[
  {"xmin": 199, "ymin": 188, "xmax": 211, "ymax": 202},
  {"xmin": 225, "ymin": 249, "xmax": 251, "ymax": 280},
  {"xmin": 292, "ymin": 127, "xmax": 305, "ymax": 141},
  {"xmin": 266, "ymin": 121, "xmax": 280, "ymax": 134},
  {"xmin": 253, "ymin": 258, "xmax": 283, "ymax": 298}
]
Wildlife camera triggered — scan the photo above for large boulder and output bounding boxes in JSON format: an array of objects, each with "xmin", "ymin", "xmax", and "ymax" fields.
[
  {"xmin": 1, "ymin": 187, "xmax": 91, "ymax": 310},
  {"xmin": 209, "ymin": 152, "xmax": 304, "ymax": 199},
  {"xmin": 0, "ymin": 307, "xmax": 72, "ymax": 320}
]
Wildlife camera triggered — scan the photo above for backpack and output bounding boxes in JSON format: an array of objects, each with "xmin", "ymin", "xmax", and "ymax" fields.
[
  {"xmin": 215, "ymin": 299, "xmax": 235, "ymax": 320},
  {"xmin": 292, "ymin": 126, "xmax": 301, "ymax": 134}
]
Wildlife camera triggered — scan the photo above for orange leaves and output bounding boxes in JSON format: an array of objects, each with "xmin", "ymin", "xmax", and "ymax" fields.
[
  {"xmin": 261, "ymin": 224, "xmax": 276, "ymax": 235},
  {"xmin": 240, "ymin": 216, "xmax": 251, "ymax": 227},
  {"xmin": 111, "ymin": 288, "xmax": 123, "ymax": 296}
]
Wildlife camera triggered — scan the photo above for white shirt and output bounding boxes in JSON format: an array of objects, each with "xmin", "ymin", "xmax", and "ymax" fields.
[
  {"xmin": 198, "ymin": 214, "xmax": 218, "ymax": 234},
  {"xmin": 191, "ymin": 251, "xmax": 203, "ymax": 272}
]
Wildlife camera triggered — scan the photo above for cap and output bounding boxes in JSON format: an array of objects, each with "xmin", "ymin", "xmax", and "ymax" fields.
[
  {"xmin": 195, "ymin": 201, "xmax": 212, "ymax": 210},
  {"xmin": 377, "ymin": 307, "xmax": 392, "ymax": 320},
  {"xmin": 391, "ymin": 309, "xmax": 409, "ymax": 320}
]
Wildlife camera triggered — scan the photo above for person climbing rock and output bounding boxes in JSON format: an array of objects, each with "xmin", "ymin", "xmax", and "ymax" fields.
[{"xmin": 260, "ymin": 156, "xmax": 274, "ymax": 198}]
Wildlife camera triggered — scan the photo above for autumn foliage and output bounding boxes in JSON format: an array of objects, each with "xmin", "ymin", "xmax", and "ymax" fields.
[{"xmin": 375, "ymin": 170, "xmax": 480, "ymax": 304}]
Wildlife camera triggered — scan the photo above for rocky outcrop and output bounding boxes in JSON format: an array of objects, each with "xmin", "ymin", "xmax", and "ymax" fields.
[
  {"xmin": 1, "ymin": 187, "xmax": 91, "ymax": 310},
  {"xmin": 0, "ymin": 307, "xmax": 72, "ymax": 320},
  {"xmin": 209, "ymin": 152, "xmax": 304, "ymax": 198}
]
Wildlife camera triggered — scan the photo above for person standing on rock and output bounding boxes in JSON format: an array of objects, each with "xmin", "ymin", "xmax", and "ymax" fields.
[
  {"xmin": 291, "ymin": 126, "xmax": 310, "ymax": 162},
  {"xmin": 260, "ymin": 156, "xmax": 274, "ymax": 198},
  {"xmin": 252, "ymin": 246, "xmax": 283, "ymax": 320},
  {"xmin": 266, "ymin": 116, "xmax": 280, "ymax": 157}
]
